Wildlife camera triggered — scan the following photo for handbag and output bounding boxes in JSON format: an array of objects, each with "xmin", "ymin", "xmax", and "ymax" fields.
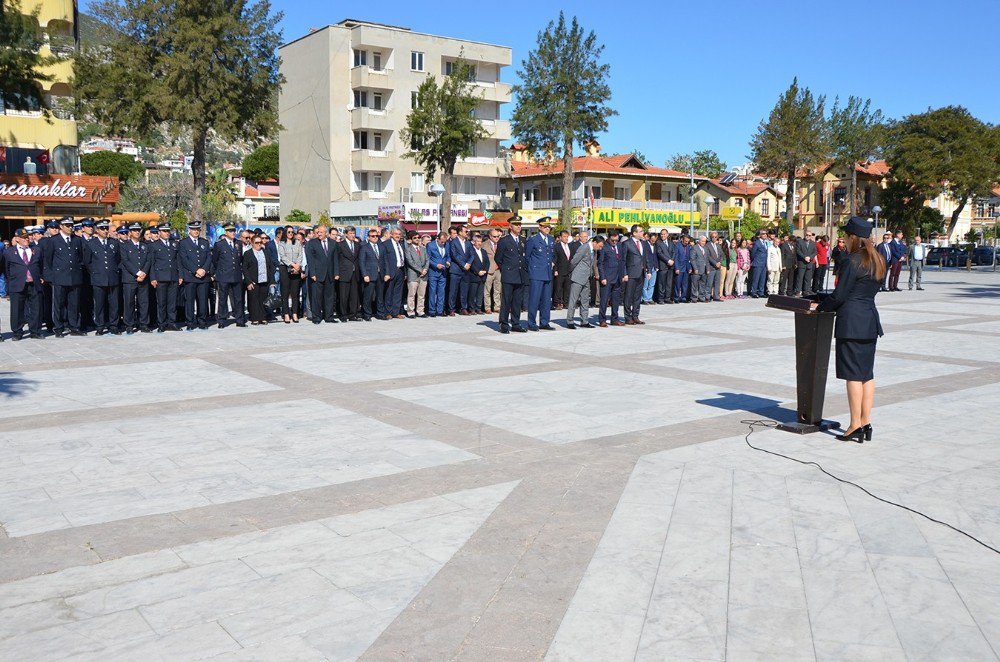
[{"xmin": 263, "ymin": 286, "xmax": 281, "ymax": 312}]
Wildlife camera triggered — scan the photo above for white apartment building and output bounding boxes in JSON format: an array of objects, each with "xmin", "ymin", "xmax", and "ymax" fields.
[{"xmin": 278, "ymin": 19, "xmax": 512, "ymax": 223}]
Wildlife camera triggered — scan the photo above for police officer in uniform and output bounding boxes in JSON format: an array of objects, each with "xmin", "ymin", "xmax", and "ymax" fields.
[
  {"xmin": 39, "ymin": 219, "xmax": 59, "ymax": 331},
  {"xmin": 177, "ymin": 220, "xmax": 213, "ymax": 330},
  {"xmin": 40, "ymin": 217, "xmax": 86, "ymax": 337},
  {"xmin": 149, "ymin": 224, "xmax": 181, "ymax": 332},
  {"xmin": 211, "ymin": 222, "xmax": 247, "ymax": 328},
  {"xmin": 120, "ymin": 222, "xmax": 152, "ymax": 333},
  {"xmin": 78, "ymin": 218, "xmax": 96, "ymax": 331},
  {"xmin": 83, "ymin": 220, "xmax": 121, "ymax": 335},
  {"xmin": 494, "ymin": 216, "xmax": 528, "ymax": 334}
]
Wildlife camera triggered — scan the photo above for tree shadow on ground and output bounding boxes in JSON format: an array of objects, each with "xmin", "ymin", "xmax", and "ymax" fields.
[
  {"xmin": 945, "ymin": 285, "xmax": 1000, "ymax": 299},
  {"xmin": 0, "ymin": 373, "xmax": 38, "ymax": 399}
]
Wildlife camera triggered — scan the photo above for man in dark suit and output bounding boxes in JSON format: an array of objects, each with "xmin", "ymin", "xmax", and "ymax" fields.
[
  {"xmin": 119, "ymin": 222, "xmax": 151, "ymax": 333},
  {"xmin": 888, "ymin": 230, "xmax": 906, "ymax": 291},
  {"xmin": 467, "ymin": 232, "xmax": 489, "ymax": 314},
  {"xmin": 176, "ymin": 221, "xmax": 213, "ymax": 329},
  {"xmin": 552, "ymin": 229, "xmax": 574, "ymax": 310},
  {"xmin": 493, "ymin": 216, "xmax": 528, "ymax": 333},
  {"xmin": 794, "ymin": 231, "xmax": 818, "ymax": 297},
  {"xmin": 779, "ymin": 234, "xmax": 797, "ymax": 296},
  {"xmin": 877, "ymin": 232, "xmax": 893, "ymax": 291},
  {"xmin": 40, "ymin": 217, "xmax": 86, "ymax": 337},
  {"xmin": 211, "ymin": 223, "xmax": 246, "ymax": 328},
  {"xmin": 655, "ymin": 230, "xmax": 676, "ymax": 304},
  {"xmin": 4, "ymin": 228, "xmax": 44, "ymax": 340},
  {"xmin": 749, "ymin": 231, "xmax": 768, "ymax": 298},
  {"xmin": 83, "ymin": 220, "xmax": 121, "ymax": 335},
  {"xmin": 304, "ymin": 224, "xmax": 338, "ymax": 324},
  {"xmin": 334, "ymin": 226, "xmax": 359, "ymax": 321},
  {"xmin": 359, "ymin": 227, "xmax": 383, "ymax": 321},
  {"xmin": 621, "ymin": 224, "xmax": 649, "ymax": 323},
  {"xmin": 379, "ymin": 227, "xmax": 406, "ymax": 319},
  {"xmin": 447, "ymin": 225, "xmax": 473, "ymax": 315},
  {"xmin": 149, "ymin": 224, "xmax": 181, "ymax": 332},
  {"xmin": 598, "ymin": 229, "xmax": 625, "ymax": 326},
  {"xmin": 427, "ymin": 231, "xmax": 450, "ymax": 317},
  {"xmin": 673, "ymin": 234, "xmax": 692, "ymax": 302}
]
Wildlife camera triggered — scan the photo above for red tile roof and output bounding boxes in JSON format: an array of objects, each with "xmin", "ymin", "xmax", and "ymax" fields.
[
  {"xmin": 244, "ymin": 184, "xmax": 277, "ymax": 198},
  {"xmin": 511, "ymin": 153, "xmax": 701, "ymax": 180},
  {"xmin": 795, "ymin": 159, "xmax": 889, "ymax": 179},
  {"xmin": 708, "ymin": 179, "xmax": 772, "ymax": 197}
]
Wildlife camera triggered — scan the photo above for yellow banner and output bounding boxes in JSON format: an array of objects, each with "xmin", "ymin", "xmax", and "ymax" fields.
[
  {"xmin": 591, "ymin": 208, "xmax": 699, "ymax": 227},
  {"xmin": 721, "ymin": 206, "xmax": 743, "ymax": 221}
]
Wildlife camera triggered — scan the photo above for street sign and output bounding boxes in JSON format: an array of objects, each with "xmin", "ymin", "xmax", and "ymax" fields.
[{"xmin": 721, "ymin": 206, "xmax": 743, "ymax": 221}]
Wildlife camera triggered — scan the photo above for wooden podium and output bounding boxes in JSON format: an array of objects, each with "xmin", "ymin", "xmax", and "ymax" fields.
[{"xmin": 765, "ymin": 295, "xmax": 841, "ymax": 434}]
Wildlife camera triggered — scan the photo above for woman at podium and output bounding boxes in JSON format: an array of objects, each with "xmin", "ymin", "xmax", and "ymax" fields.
[{"xmin": 814, "ymin": 216, "xmax": 886, "ymax": 443}]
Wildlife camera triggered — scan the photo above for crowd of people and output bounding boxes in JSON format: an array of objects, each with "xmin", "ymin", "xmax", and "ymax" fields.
[{"xmin": 1, "ymin": 214, "xmax": 928, "ymax": 341}]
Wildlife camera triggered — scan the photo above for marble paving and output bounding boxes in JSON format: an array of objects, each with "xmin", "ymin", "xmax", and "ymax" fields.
[{"xmin": 1, "ymin": 269, "xmax": 999, "ymax": 660}]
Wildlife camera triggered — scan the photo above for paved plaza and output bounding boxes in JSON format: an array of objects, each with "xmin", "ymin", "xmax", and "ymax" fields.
[{"xmin": 1, "ymin": 269, "xmax": 1000, "ymax": 661}]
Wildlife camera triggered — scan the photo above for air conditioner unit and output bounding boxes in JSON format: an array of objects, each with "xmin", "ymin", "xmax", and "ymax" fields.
[{"xmin": 399, "ymin": 187, "xmax": 411, "ymax": 203}]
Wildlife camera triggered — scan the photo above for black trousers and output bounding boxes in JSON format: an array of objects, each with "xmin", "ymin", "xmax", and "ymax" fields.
[
  {"xmin": 42, "ymin": 281, "xmax": 53, "ymax": 328},
  {"xmin": 122, "ymin": 281, "xmax": 150, "ymax": 329},
  {"xmin": 10, "ymin": 282, "xmax": 42, "ymax": 335},
  {"xmin": 467, "ymin": 279, "xmax": 485, "ymax": 312},
  {"xmin": 779, "ymin": 267, "xmax": 795, "ymax": 295},
  {"xmin": 338, "ymin": 278, "xmax": 358, "ymax": 319},
  {"xmin": 380, "ymin": 271, "xmax": 404, "ymax": 317},
  {"xmin": 80, "ymin": 274, "xmax": 93, "ymax": 330},
  {"xmin": 623, "ymin": 276, "xmax": 644, "ymax": 320},
  {"xmin": 92, "ymin": 284, "xmax": 120, "ymax": 331},
  {"xmin": 184, "ymin": 281, "xmax": 209, "ymax": 327},
  {"xmin": 362, "ymin": 279, "xmax": 381, "ymax": 319},
  {"xmin": 599, "ymin": 281, "xmax": 622, "ymax": 322},
  {"xmin": 813, "ymin": 265, "xmax": 829, "ymax": 293},
  {"xmin": 795, "ymin": 263, "xmax": 815, "ymax": 295},
  {"xmin": 216, "ymin": 280, "xmax": 245, "ymax": 324},
  {"xmin": 278, "ymin": 267, "xmax": 302, "ymax": 316},
  {"xmin": 51, "ymin": 283, "xmax": 80, "ymax": 333},
  {"xmin": 655, "ymin": 269, "xmax": 674, "ymax": 303},
  {"xmin": 155, "ymin": 281, "xmax": 178, "ymax": 328},
  {"xmin": 552, "ymin": 273, "xmax": 570, "ymax": 307},
  {"xmin": 499, "ymin": 281, "xmax": 524, "ymax": 327},
  {"xmin": 247, "ymin": 282, "xmax": 268, "ymax": 322},
  {"xmin": 310, "ymin": 278, "xmax": 337, "ymax": 322}
]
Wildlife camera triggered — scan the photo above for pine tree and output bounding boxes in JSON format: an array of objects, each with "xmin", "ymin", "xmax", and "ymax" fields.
[
  {"xmin": 74, "ymin": 0, "xmax": 284, "ymax": 221},
  {"xmin": 242, "ymin": 143, "xmax": 279, "ymax": 182},
  {"xmin": 828, "ymin": 96, "xmax": 885, "ymax": 215},
  {"xmin": 512, "ymin": 12, "xmax": 616, "ymax": 224}
]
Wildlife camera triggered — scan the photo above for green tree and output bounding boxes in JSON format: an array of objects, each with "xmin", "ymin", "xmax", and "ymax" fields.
[
  {"xmin": 242, "ymin": 143, "xmax": 278, "ymax": 181},
  {"xmin": 74, "ymin": 0, "xmax": 284, "ymax": 221},
  {"xmin": 201, "ymin": 169, "xmax": 238, "ymax": 224},
  {"xmin": 0, "ymin": 0, "xmax": 56, "ymax": 113},
  {"xmin": 401, "ymin": 58, "xmax": 486, "ymax": 225},
  {"xmin": 665, "ymin": 150, "xmax": 728, "ymax": 179},
  {"xmin": 885, "ymin": 106, "xmax": 1000, "ymax": 239},
  {"xmin": 828, "ymin": 96, "xmax": 885, "ymax": 215},
  {"xmin": 512, "ymin": 12, "xmax": 617, "ymax": 224},
  {"xmin": 285, "ymin": 209, "xmax": 311, "ymax": 224},
  {"xmin": 749, "ymin": 78, "xmax": 828, "ymax": 227},
  {"xmin": 168, "ymin": 208, "xmax": 188, "ymax": 233},
  {"xmin": 879, "ymin": 179, "xmax": 945, "ymax": 240},
  {"xmin": 80, "ymin": 151, "xmax": 144, "ymax": 185},
  {"xmin": 116, "ymin": 176, "xmax": 193, "ymax": 215}
]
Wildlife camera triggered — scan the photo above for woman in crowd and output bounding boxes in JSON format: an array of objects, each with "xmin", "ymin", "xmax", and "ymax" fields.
[
  {"xmin": 277, "ymin": 224, "xmax": 305, "ymax": 323},
  {"xmin": 814, "ymin": 235, "xmax": 830, "ymax": 292},
  {"xmin": 723, "ymin": 238, "xmax": 739, "ymax": 298},
  {"xmin": 816, "ymin": 217, "xmax": 885, "ymax": 443},
  {"xmin": 735, "ymin": 238, "xmax": 751, "ymax": 297},
  {"xmin": 242, "ymin": 234, "xmax": 276, "ymax": 325},
  {"xmin": 830, "ymin": 236, "xmax": 848, "ymax": 286}
]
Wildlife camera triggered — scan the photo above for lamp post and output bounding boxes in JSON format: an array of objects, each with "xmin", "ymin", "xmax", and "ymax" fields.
[
  {"xmin": 703, "ymin": 195, "xmax": 715, "ymax": 236},
  {"xmin": 992, "ymin": 211, "xmax": 999, "ymax": 272},
  {"xmin": 689, "ymin": 167, "xmax": 696, "ymax": 236},
  {"xmin": 872, "ymin": 205, "xmax": 882, "ymax": 234},
  {"xmin": 429, "ymin": 183, "xmax": 445, "ymax": 235}
]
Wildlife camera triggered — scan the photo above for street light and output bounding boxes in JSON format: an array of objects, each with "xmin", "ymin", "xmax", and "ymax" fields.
[
  {"xmin": 703, "ymin": 195, "xmax": 715, "ymax": 236},
  {"xmin": 992, "ymin": 211, "xmax": 999, "ymax": 272},
  {"xmin": 872, "ymin": 205, "xmax": 882, "ymax": 234},
  {"xmin": 428, "ymin": 183, "xmax": 446, "ymax": 234},
  {"xmin": 689, "ymin": 167, "xmax": 696, "ymax": 236}
]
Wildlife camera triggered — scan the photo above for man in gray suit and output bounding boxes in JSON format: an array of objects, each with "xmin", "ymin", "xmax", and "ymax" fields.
[
  {"xmin": 403, "ymin": 230, "xmax": 429, "ymax": 317},
  {"xmin": 705, "ymin": 231, "xmax": 724, "ymax": 301},
  {"xmin": 566, "ymin": 231, "xmax": 598, "ymax": 328},
  {"xmin": 689, "ymin": 235, "xmax": 710, "ymax": 302}
]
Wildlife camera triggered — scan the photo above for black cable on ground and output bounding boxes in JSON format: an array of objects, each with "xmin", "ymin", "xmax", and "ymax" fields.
[{"xmin": 740, "ymin": 419, "xmax": 1000, "ymax": 556}]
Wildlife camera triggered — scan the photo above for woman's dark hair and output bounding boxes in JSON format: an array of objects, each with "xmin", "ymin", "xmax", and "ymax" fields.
[
  {"xmin": 845, "ymin": 234, "xmax": 887, "ymax": 280},
  {"xmin": 275, "ymin": 227, "xmax": 285, "ymax": 242}
]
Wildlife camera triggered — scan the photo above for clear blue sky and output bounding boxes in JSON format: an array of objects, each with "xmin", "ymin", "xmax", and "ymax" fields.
[{"xmin": 82, "ymin": 0, "xmax": 1000, "ymax": 169}]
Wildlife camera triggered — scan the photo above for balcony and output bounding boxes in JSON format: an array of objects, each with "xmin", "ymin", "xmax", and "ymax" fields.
[
  {"xmin": 478, "ymin": 118, "xmax": 511, "ymax": 141},
  {"xmin": 349, "ymin": 66, "xmax": 391, "ymax": 90},
  {"xmin": 351, "ymin": 190, "xmax": 390, "ymax": 201},
  {"xmin": 471, "ymin": 80, "xmax": 513, "ymax": 104},
  {"xmin": 455, "ymin": 157, "xmax": 501, "ymax": 178},
  {"xmin": 350, "ymin": 107, "xmax": 392, "ymax": 131},
  {"xmin": 350, "ymin": 149, "xmax": 391, "ymax": 171},
  {"xmin": 522, "ymin": 198, "xmax": 691, "ymax": 211}
]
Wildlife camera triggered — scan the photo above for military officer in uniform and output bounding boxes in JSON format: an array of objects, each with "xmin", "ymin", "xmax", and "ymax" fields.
[
  {"xmin": 494, "ymin": 216, "xmax": 528, "ymax": 334},
  {"xmin": 39, "ymin": 219, "xmax": 59, "ymax": 332},
  {"xmin": 40, "ymin": 217, "xmax": 86, "ymax": 337},
  {"xmin": 149, "ymin": 224, "xmax": 181, "ymax": 332},
  {"xmin": 524, "ymin": 217, "xmax": 556, "ymax": 330},
  {"xmin": 120, "ymin": 222, "xmax": 152, "ymax": 333},
  {"xmin": 78, "ymin": 218, "xmax": 96, "ymax": 331},
  {"xmin": 177, "ymin": 220, "xmax": 213, "ymax": 330},
  {"xmin": 83, "ymin": 220, "xmax": 121, "ymax": 335},
  {"xmin": 211, "ymin": 222, "xmax": 247, "ymax": 328}
]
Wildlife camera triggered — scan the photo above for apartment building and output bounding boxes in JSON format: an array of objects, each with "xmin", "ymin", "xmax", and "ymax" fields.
[{"xmin": 278, "ymin": 19, "xmax": 512, "ymax": 223}]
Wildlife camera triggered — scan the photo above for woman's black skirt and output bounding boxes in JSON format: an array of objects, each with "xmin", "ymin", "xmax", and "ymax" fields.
[{"xmin": 835, "ymin": 338, "xmax": 877, "ymax": 382}]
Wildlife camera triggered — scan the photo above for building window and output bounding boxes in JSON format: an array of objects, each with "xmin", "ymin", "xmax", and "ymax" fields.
[
  {"xmin": 990, "ymin": 203, "xmax": 998, "ymax": 218},
  {"xmin": 760, "ymin": 198, "xmax": 770, "ymax": 216},
  {"xmin": 834, "ymin": 186, "xmax": 847, "ymax": 205},
  {"xmin": 589, "ymin": 185, "xmax": 601, "ymax": 201},
  {"xmin": 445, "ymin": 61, "xmax": 476, "ymax": 80},
  {"xmin": 613, "ymin": 186, "xmax": 627, "ymax": 200},
  {"xmin": 372, "ymin": 92, "xmax": 382, "ymax": 111},
  {"xmin": 976, "ymin": 201, "xmax": 986, "ymax": 217},
  {"xmin": 353, "ymin": 90, "xmax": 367, "ymax": 108},
  {"xmin": 663, "ymin": 189, "xmax": 672, "ymax": 202},
  {"xmin": 410, "ymin": 91, "xmax": 418, "ymax": 109},
  {"xmin": 372, "ymin": 132, "xmax": 383, "ymax": 151},
  {"xmin": 864, "ymin": 186, "xmax": 872, "ymax": 209},
  {"xmin": 357, "ymin": 172, "xmax": 369, "ymax": 191},
  {"xmin": 373, "ymin": 172, "xmax": 383, "ymax": 192},
  {"xmin": 548, "ymin": 185, "xmax": 562, "ymax": 201},
  {"xmin": 733, "ymin": 198, "xmax": 743, "ymax": 207},
  {"xmin": 371, "ymin": 51, "xmax": 382, "ymax": 71},
  {"xmin": 464, "ymin": 177, "xmax": 476, "ymax": 195},
  {"xmin": 353, "ymin": 131, "xmax": 368, "ymax": 150},
  {"xmin": 411, "ymin": 172, "xmax": 424, "ymax": 193},
  {"xmin": 711, "ymin": 200, "xmax": 721, "ymax": 215},
  {"xmin": 353, "ymin": 49, "xmax": 366, "ymax": 67},
  {"xmin": 410, "ymin": 51, "xmax": 424, "ymax": 71}
]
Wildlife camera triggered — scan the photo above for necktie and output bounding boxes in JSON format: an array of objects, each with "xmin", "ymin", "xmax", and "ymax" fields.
[
  {"xmin": 374, "ymin": 244, "xmax": 379, "ymax": 258},
  {"xmin": 417, "ymin": 246, "xmax": 421, "ymax": 257},
  {"xmin": 22, "ymin": 248, "xmax": 33, "ymax": 282},
  {"xmin": 323, "ymin": 240, "xmax": 328, "ymax": 253},
  {"xmin": 637, "ymin": 240, "xmax": 642, "ymax": 255},
  {"xmin": 563, "ymin": 244, "xmax": 569, "ymax": 258}
]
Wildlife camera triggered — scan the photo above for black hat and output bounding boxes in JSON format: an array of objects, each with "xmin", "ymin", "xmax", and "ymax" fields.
[
  {"xmin": 59, "ymin": 218, "xmax": 74, "ymax": 226},
  {"xmin": 81, "ymin": 218, "xmax": 95, "ymax": 228},
  {"xmin": 116, "ymin": 225, "xmax": 128, "ymax": 235},
  {"xmin": 187, "ymin": 220, "xmax": 202, "ymax": 229},
  {"xmin": 127, "ymin": 222, "xmax": 143, "ymax": 231},
  {"xmin": 509, "ymin": 215, "xmax": 522, "ymax": 225},
  {"xmin": 95, "ymin": 219, "xmax": 110, "ymax": 229},
  {"xmin": 46, "ymin": 219, "xmax": 59, "ymax": 229},
  {"xmin": 158, "ymin": 224, "xmax": 171, "ymax": 232},
  {"xmin": 13, "ymin": 228, "xmax": 28, "ymax": 238},
  {"xmin": 843, "ymin": 216, "xmax": 873, "ymax": 239}
]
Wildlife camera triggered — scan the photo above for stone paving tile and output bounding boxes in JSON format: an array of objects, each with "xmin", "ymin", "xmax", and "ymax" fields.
[
  {"xmin": 0, "ymin": 399, "xmax": 477, "ymax": 537},
  {"xmin": 491, "ymin": 323, "xmax": 740, "ymax": 354}
]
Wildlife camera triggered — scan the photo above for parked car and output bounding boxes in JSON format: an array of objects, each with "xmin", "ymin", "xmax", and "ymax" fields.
[
  {"xmin": 970, "ymin": 246, "xmax": 998, "ymax": 265},
  {"xmin": 926, "ymin": 247, "xmax": 970, "ymax": 267}
]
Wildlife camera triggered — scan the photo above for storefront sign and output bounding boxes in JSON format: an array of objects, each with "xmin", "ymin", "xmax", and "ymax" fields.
[
  {"xmin": 592, "ymin": 208, "xmax": 698, "ymax": 226},
  {"xmin": 0, "ymin": 174, "xmax": 120, "ymax": 204},
  {"xmin": 721, "ymin": 206, "xmax": 743, "ymax": 221},
  {"xmin": 378, "ymin": 203, "xmax": 469, "ymax": 223}
]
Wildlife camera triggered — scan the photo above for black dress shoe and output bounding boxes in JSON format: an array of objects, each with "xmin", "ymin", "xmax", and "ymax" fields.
[
  {"xmin": 527, "ymin": 325, "xmax": 538, "ymax": 332},
  {"xmin": 511, "ymin": 325, "xmax": 527, "ymax": 333},
  {"xmin": 218, "ymin": 322, "xmax": 226, "ymax": 329},
  {"xmin": 835, "ymin": 427, "xmax": 866, "ymax": 443},
  {"xmin": 312, "ymin": 320, "xmax": 322, "ymax": 325},
  {"xmin": 96, "ymin": 329, "xmax": 107, "ymax": 336},
  {"xmin": 579, "ymin": 323, "xmax": 594, "ymax": 328},
  {"xmin": 539, "ymin": 324, "xmax": 555, "ymax": 330},
  {"xmin": 140, "ymin": 327, "xmax": 152, "ymax": 333},
  {"xmin": 499, "ymin": 325, "xmax": 510, "ymax": 334},
  {"xmin": 236, "ymin": 322, "xmax": 248, "ymax": 328},
  {"xmin": 31, "ymin": 333, "xmax": 45, "ymax": 340},
  {"xmin": 566, "ymin": 323, "xmax": 576, "ymax": 330},
  {"xmin": 157, "ymin": 327, "xmax": 167, "ymax": 333}
]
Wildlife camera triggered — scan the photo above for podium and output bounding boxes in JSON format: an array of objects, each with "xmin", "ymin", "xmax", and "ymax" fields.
[{"xmin": 765, "ymin": 295, "xmax": 841, "ymax": 434}]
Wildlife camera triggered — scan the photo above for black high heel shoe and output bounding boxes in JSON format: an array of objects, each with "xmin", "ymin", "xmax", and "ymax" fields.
[
  {"xmin": 863, "ymin": 424, "xmax": 872, "ymax": 441},
  {"xmin": 836, "ymin": 426, "xmax": 866, "ymax": 443}
]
